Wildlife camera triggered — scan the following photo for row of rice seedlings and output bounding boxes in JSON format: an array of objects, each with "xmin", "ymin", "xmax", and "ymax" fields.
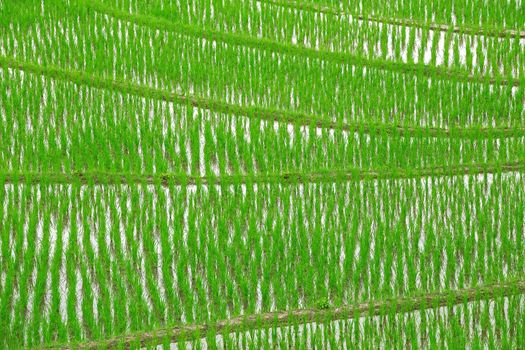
[
  {"xmin": 1, "ymin": 68, "xmax": 524, "ymax": 176},
  {"xmin": 80, "ymin": 0, "xmax": 525, "ymax": 31},
  {"xmin": 198, "ymin": 293, "xmax": 525, "ymax": 350},
  {"xmin": 2, "ymin": 53, "xmax": 524, "ymax": 139},
  {"xmin": 258, "ymin": 0, "xmax": 525, "ymax": 38},
  {"xmin": 3, "ymin": 162, "xmax": 525, "ymax": 188},
  {"xmin": 260, "ymin": 0, "xmax": 525, "ymax": 35},
  {"xmin": 268, "ymin": 0, "xmax": 525, "ymax": 29},
  {"xmin": 88, "ymin": 0, "xmax": 525, "ymax": 78},
  {"xmin": 7, "ymin": 0, "xmax": 523, "ymax": 87},
  {"xmin": 1, "ymin": 173, "xmax": 524, "ymax": 347},
  {"xmin": 1, "ymin": 10, "xmax": 522, "ymax": 131},
  {"xmin": 39, "ymin": 281, "xmax": 525, "ymax": 349}
]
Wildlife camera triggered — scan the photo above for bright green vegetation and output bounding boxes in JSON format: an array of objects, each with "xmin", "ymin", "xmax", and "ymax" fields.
[
  {"xmin": 0, "ymin": 0, "xmax": 524, "ymax": 349},
  {"xmin": 3, "ymin": 178, "xmax": 525, "ymax": 348}
]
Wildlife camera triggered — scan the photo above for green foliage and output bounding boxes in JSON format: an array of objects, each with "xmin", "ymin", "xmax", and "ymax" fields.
[
  {"xmin": 0, "ymin": 0, "xmax": 524, "ymax": 349},
  {"xmin": 315, "ymin": 298, "xmax": 330, "ymax": 310}
]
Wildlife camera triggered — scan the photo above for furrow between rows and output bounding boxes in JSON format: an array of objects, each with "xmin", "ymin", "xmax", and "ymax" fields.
[{"xmin": 2, "ymin": 161, "xmax": 524, "ymax": 186}]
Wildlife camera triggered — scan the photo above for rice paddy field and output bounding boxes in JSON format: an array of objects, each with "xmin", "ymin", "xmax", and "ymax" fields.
[{"xmin": 0, "ymin": 0, "xmax": 525, "ymax": 349}]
